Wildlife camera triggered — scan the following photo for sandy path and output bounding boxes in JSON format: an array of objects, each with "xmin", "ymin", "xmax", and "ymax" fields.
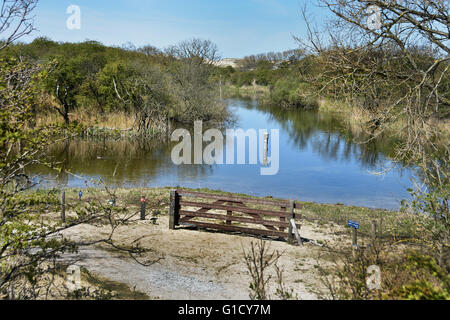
[
  {"xmin": 62, "ymin": 246, "xmax": 248, "ymax": 300},
  {"xmin": 58, "ymin": 207, "xmax": 346, "ymax": 300}
]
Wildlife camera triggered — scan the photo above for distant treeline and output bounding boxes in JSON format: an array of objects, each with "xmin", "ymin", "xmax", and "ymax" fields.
[
  {"xmin": 214, "ymin": 49, "xmax": 319, "ymax": 109},
  {"xmin": 218, "ymin": 46, "xmax": 449, "ymax": 115},
  {"xmin": 2, "ymin": 37, "xmax": 448, "ymax": 128}
]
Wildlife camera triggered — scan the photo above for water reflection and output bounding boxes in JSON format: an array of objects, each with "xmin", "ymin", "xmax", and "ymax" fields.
[
  {"xmin": 28, "ymin": 98, "xmax": 415, "ymax": 209},
  {"xmin": 238, "ymin": 98, "xmax": 402, "ymax": 171},
  {"xmin": 31, "ymin": 138, "xmax": 216, "ymax": 186}
]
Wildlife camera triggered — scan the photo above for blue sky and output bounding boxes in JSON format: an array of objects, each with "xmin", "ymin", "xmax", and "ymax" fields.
[{"xmin": 24, "ymin": 0, "xmax": 330, "ymax": 58}]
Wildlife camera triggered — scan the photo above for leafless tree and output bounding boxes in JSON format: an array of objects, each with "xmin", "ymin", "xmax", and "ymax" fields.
[
  {"xmin": 0, "ymin": 0, "xmax": 38, "ymax": 51},
  {"xmin": 166, "ymin": 38, "xmax": 220, "ymax": 65},
  {"xmin": 163, "ymin": 38, "xmax": 229, "ymax": 124},
  {"xmin": 237, "ymin": 49, "xmax": 305, "ymax": 70},
  {"xmin": 298, "ymin": 0, "xmax": 449, "ymax": 266},
  {"xmin": 138, "ymin": 44, "xmax": 162, "ymax": 57}
]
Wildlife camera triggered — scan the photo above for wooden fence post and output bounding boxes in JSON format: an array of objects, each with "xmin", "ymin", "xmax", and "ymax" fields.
[
  {"xmin": 140, "ymin": 196, "xmax": 146, "ymax": 221},
  {"xmin": 60, "ymin": 190, "xmax": 66, "ymax": 224},
  {"xmin": 279, "ymin": 205, "xmax": 286, "ymax": 233},
  {"xmin": 169, "ymin": 190, "xmax": 180, "ymax": 230},
  {"xmin": 226, "ymin": 210, "xmax": 232, "ymax": 225},
  {"xmin": 290, "ymin": 219, "xmax": 304, "ymax": 246},
  {"xmin": 288, "ymin": 200, "xmax": 295, "ymax": 244},
  {"xmin": 371, "ymin": 221, "xmax": 377, "ymax": 242},
  {"xmin": 352, "ymin": 228, "xmax": 358, "ymax": 248}
]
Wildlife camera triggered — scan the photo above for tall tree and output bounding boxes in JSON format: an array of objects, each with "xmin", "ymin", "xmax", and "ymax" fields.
[{"xmin": 45, "ymin": 58, "xmax": 84, "ymax": 124}]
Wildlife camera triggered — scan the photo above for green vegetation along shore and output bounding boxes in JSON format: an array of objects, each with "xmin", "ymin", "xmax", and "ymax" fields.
[{"xmin": 1, "ymin": 38, "xmax": 230, "ymax": 137}]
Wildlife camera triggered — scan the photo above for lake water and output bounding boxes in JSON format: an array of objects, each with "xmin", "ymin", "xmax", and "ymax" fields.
[{"xmin": 31, "ymin": 98, "xmax": 416, "ymax": 210}]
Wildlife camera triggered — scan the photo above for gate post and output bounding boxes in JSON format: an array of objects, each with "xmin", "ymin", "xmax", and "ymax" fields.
[
  {"xmin": 169, "ymin": 190, "xmax": 180, "ymax": 230},
  {"xmin": 288, "ymin": 200, "xmax": 295, "ymax": 244}
]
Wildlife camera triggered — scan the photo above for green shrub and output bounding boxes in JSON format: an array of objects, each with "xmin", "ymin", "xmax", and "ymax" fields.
[{"xmin": 270, "ymin": 79, "xmax": 318, "ymax": 109}]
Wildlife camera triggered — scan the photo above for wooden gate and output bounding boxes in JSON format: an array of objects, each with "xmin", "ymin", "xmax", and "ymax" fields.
[{"xmin": 169, "ymin": 189, "xmax": 302, "ymax": 243}]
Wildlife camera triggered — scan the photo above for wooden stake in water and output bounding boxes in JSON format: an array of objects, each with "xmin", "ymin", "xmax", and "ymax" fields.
[{"xmin": 263, "ymin": 132, "xmax": 269, "ymax": 166}]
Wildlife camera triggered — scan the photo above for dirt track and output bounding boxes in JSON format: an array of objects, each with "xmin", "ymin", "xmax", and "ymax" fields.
[
  {"xmin": 62, "ymin": 247, "xmax": 245, "ymax": 300},
  {"xmin": 61, "ymin": 212, "xmax": 346, "ymax": 300}
]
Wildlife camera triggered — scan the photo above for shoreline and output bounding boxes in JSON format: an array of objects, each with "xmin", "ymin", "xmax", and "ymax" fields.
[
  {"xmin": 37, "ymin": 184, "xmax": 402, "ymax": 212},
  {"xmin": 31, "ymin": 186, "xmax": 414, "ymax": 238},
  {"xmin": 224, "ymin": 84, "xmax": 450, "ymax": 139}
]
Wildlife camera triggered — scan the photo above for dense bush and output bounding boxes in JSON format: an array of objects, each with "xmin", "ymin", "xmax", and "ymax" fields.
[
  {"xmin": 270, "ymin": 79, "xmax": 318, "ymax": 109},
  {"xmin": 1, "ymin": 37, "xmax": 228, "ymax": 134}
]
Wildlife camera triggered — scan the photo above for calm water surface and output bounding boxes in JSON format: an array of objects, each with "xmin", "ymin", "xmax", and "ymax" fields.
[{"xmin": 31, "ymin": 99, "xmax": 416, "ymax": 209}]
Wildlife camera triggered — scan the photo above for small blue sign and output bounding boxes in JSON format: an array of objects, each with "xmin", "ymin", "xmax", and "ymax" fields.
[{"xmin": 348, "ymin": 220, "xmax": 359, "ymax": 229}]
